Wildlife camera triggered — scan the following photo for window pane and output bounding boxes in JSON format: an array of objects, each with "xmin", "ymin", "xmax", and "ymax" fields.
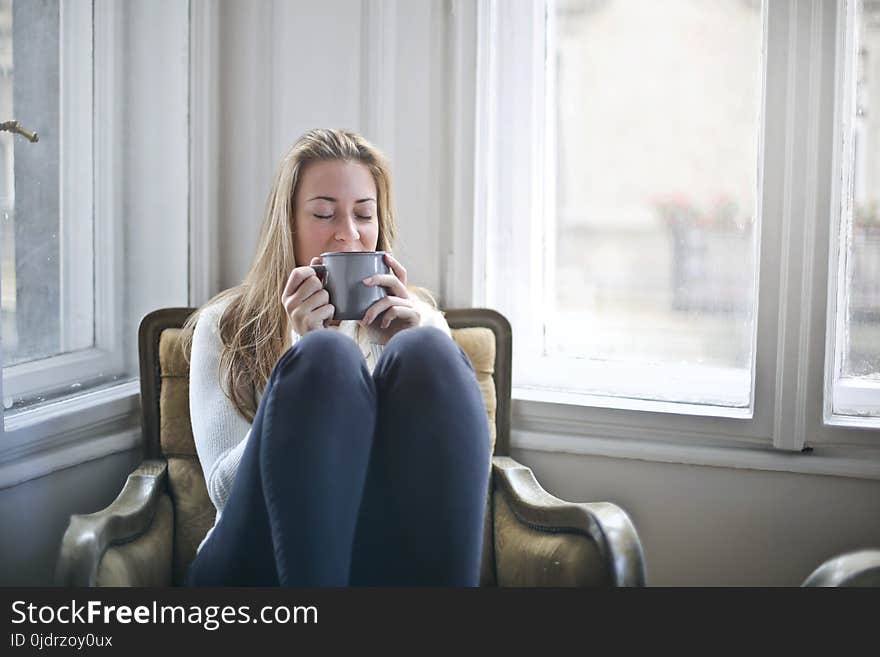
[
  {"xmin": 834, "ymin": 0, "xmax": 880, "ymax": 418},
  {"xmin": 845, "ymin": 1, "xmax": 880, "ymax": 382},
  {"xmin": 550, "ymin": 0, "xmax": 763, "ymax": 407},
  {"xmin": 2, "ymin": 0, "xmax": 72, "ymax": 367}
]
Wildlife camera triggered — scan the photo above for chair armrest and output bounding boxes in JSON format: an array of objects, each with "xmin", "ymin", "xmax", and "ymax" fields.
[
  {"xmin": 55, "ymin": 460, "xmax": 168, "ymax": 586},
  {"xmin": 492, "ymin": 456, "xmax": 646, "ymax": 586},
  {"xmin": 802, "ymin": 549, "xmax": 880, "ymax": 587}
]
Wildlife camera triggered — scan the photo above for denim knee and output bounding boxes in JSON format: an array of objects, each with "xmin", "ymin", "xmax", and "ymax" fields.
[
  {"xmin": 261, "ymin": 330, "xmax": 376, "ymax": 452},
  {"xmin": 379, "ymin": 327, "xmax": 473, "ymax": 383},
  {"xmin": 273, "ymin": 329, "xmax": 366, "ymax": 383}
]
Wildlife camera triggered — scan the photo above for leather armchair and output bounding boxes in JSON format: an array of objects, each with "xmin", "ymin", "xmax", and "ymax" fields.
[
  {"xmin": 802, "ymin": 549, "xmax": 880, "ymax": 587},
  {"xmin": 56, "ymin": 307, "xmax": 646, "ymax": 587}
]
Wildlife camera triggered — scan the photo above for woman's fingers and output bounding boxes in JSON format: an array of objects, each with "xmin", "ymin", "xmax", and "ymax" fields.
[
  {"xmin": 360, "ymin": 253, "xmax": 408, "ymax": 297},
  {"xmin": 360, "ymin": 295, "xmax": 413, "ymax": 327},
  {"xmin": 377, "ymin": 305, "xmax": 419, "ymax": 329},
  {"xmin": 383, "ymin": 252, "xmax": 407, "ymax": 285},
  {"xmin": 312, "ymin": 303, "xmax": 335, "ymax": 330},
  {"xmin": 282, "ymin": 262, "xmax": 333, "ymax": 337},
  {"xmin": 283, "ymin": 275, "xmax": 324, "ymax": 314},
  {"xmin": 362, "ymin": 273, "xmax": 408, "ymax": 298},
  {"xmin": 299, "ymin": 287, "xmax": 330, "ymax": 316},
  {"xmin": 283, "ymin": 265, "xmax": 320, "ymax": 300}
]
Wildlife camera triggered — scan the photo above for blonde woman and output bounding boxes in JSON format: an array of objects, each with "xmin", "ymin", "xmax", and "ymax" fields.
[{"xmin": 181, "ymin": 129, "xmax": 489, "ymax": 586}]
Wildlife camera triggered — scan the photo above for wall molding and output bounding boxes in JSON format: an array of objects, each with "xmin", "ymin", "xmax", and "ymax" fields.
[
  {"xmin": 446, "ymin": 0, "xmax": 479, "ymax": 307},
  {"xmin": 361, "ymin": 0, "xmax": 397, "ymax": 159},
  {"xmin": 188, "ymin": 0, "xmax": 219, "ymax": 308},
  {"xmin": 0, "ymin": 424, "xmax": 141, "ymax": 490},
  {"xmin": 0, "ymin": 382, "xmax": 140, "ymax": 466}
]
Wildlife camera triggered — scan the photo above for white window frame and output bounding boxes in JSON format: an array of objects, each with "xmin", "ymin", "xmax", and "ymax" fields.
[
  {"xmin": 2, "ymin": 0, "xmax": 126, "ymax": 411},
  {"xmin": 0, "ymin": 0, "xmax": 193, "ymax": 471},
  {"xmin": 446, "ymin": 0, "xmax": 880, "ymax": 475},
  {"xmin": 826, "ymin": 0, "xmax": 880, "ymax": 427}
]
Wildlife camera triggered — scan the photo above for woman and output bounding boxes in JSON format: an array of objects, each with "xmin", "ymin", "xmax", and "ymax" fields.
[{"xmin": 181, "ymin": 128, "xmax": 490, "ymax": 586}]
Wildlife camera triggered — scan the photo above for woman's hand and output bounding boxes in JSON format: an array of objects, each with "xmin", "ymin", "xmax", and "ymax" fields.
[
  {"xmin": 359, "ymin": 253, "xmax": 421, "ymax": 344},
  {"xmin": 281, "ymin": 257, "xmax": 335, "ymax": 337}
]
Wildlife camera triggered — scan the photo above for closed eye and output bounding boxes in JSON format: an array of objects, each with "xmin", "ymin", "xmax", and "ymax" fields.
[{"xmin": 314, "ymin": 213, "xmax": 373, "ymax": 221}]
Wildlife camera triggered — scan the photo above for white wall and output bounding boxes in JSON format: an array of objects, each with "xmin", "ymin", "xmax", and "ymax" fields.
[
  {"xmin": 215, "ymin": 0, "xmax": 448, "ymax": 301},
  {"xmin": 515, "ymin": 447, "xmax": 880, "ymax": 586},
  {"xmin": 0, "ymin": 448, "xmax": 141, "ymax": 585}
]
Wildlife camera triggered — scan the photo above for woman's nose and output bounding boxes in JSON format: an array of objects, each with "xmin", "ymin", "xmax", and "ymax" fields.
[{"xmin": 335, "ymin": 215, "xmax": 360, "ymax": 242}]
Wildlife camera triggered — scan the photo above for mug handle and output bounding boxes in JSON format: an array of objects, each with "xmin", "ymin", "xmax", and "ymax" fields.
[{"xmin": 310, "ymin": 264, "xmax": 328, "ymax": 285}]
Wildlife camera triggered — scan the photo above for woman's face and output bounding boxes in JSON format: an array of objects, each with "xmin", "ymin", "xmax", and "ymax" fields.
[{"xmin": 293, "ymin": 159, "xmax": 380, "ymax": 265}]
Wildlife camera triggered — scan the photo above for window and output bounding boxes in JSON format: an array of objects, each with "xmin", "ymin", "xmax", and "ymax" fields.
[
  {"xmin": 550, "ymin": 0, "xmax": 762, "ymax": 409},
  {"xmin": 470, "ymin": 0, "xmax": 880, "ymax": 452},
  {"xmin": 829, "ymin": 0, "xmax": 880, "ymax": 419},
  {"xmin": 1, "ymin": 0, "xmax": 96, "ymax": 409},
  {"xmin": 0, "ymin": 0, "xmax": 189, "ymax": 447}
]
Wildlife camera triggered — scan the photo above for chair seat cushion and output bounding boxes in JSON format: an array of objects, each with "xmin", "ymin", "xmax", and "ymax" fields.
[{"xmin": 450, "ymin": 327, "xmax": 497, "ymax": 456}]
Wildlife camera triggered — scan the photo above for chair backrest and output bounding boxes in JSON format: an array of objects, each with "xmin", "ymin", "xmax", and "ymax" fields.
[{"xmin": 137, "ymin": 306, "xmax": 512, "ymax": 583}]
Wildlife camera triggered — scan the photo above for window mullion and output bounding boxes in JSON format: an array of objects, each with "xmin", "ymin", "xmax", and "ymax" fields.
[
  {"xmin": 93, "ymin": 0, "xmax": 124, "ymax": 379},
  {"xmin": 59, "ymin": 0, "xmax": 94, "ymax": 354},
  {"xmin": 765, "ymin": 0, "xmax": 836, "ymax": 451}
]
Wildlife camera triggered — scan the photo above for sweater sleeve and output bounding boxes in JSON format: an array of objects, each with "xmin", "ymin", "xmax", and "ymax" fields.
[{"xmin": 188, "ymin": 302, "xmax": 254, "ymax": 514}]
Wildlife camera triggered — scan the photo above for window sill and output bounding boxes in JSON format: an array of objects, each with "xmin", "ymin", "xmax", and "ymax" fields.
[
  {"xmin": 512, "ymin": 428, "xmax": 880, "ymax": 481},
  {"xmin": 514, "ymin": 385, "xmax": 753, "ymax": 420},
  {"xmin": 1, "ymin": 380, "xmax": 141, "ymax": 469},
  {"xmin": 516, "ymin": 356, "xmax": 753, "ymax": 412}
]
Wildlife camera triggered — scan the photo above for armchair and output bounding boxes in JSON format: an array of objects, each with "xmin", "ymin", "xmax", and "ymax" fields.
[
  {"xmin": 802, "ymin": 550, "xmax": 880, "ymax": 587},
  {"xmin": 56, "ymin": 307, "xmax": 646, "ymax": 587}
]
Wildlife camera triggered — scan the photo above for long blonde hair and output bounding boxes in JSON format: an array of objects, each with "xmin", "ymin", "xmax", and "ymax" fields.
[{"xmin": 181, "ymin": 128, "xmax": 439, "ymax": 423}]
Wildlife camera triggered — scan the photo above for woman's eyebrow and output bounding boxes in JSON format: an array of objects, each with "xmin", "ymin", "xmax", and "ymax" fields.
[{"xmin": 306, "ymin": 195, "xmax": 376, "ymax": 203}]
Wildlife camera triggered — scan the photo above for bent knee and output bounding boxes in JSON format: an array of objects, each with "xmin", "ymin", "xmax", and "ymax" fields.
[
  {"xmin": 384, "ymin": 327, "xmax": 470, "ymax": 377},
  {"xmin": 388, "ymin": 326, "xmax": 455, "ymax": 353},
  {"xmin": 276, "ymin": 329, "xmax": 364, "ymax": 377}
]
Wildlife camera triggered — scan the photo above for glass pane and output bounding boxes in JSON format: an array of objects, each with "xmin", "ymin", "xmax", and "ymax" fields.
[
  {"xmin": 844, "ymin": 0, "xmax": 880, "ymax": 384},
  {"xmin": 550, "ymin": 0, "xmax": 763, "ymax": 407},
  {"xmin": 2, "ymin": 0, "xmax": 67, "ymax": 367}
]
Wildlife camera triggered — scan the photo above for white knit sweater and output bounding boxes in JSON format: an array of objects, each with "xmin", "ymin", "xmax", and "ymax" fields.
[{"xmin": 189, "ymin": 295, "xmax": 452, "ymax": 553}]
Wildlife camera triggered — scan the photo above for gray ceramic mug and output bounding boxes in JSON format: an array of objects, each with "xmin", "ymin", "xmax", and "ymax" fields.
[{"xmin": 310, "ymin": 251, "xmax": 391, "ymax": 320}]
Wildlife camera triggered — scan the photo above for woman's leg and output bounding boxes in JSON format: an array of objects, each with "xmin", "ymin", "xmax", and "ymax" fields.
[
  {"xmin": 349, "ymin": 327, "xmax": 491, "ymax": 586},
  {"xmin": 186, "ymin": 330, "xmax": 377, "ymax": 586}
]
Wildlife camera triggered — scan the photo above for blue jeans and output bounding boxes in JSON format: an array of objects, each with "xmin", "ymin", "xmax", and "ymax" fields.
[{"xmin": 184, "ymin": 327, "xmax": 490, "ymax": 586}]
